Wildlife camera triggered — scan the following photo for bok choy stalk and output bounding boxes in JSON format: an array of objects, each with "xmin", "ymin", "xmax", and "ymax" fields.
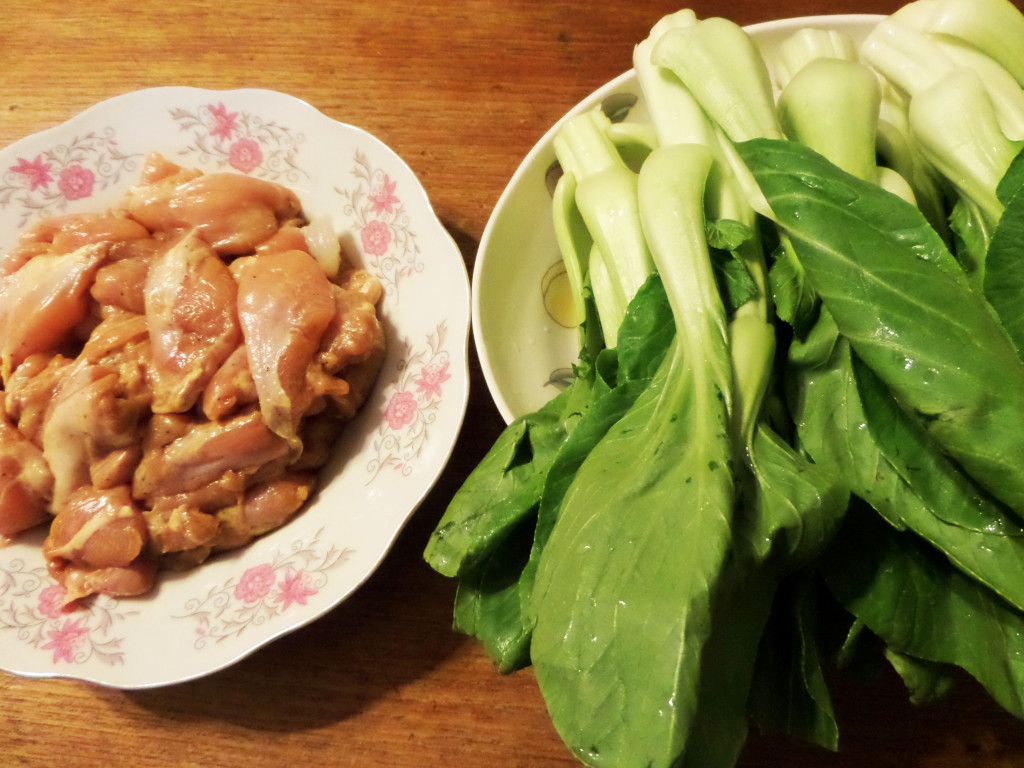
[
  {"xmin": 777, "ymin": 57, "xmax": 898, "ymax": 194},
  {"xmin": 636, "ymin": 7, "xmax": 849, "ymax": 561},
  {"xmin": 633, "ymin": 22, "xmax": 851, "ymax": 756},
  {"xmin": 860, "ymin": 4, "xmax": 1024, "ymax": 283},
  {"xmin": 889, "ymin": 0, "xmax": 1024, "ymax": 86},
  {"xmin": 632, "ymin": 9, "xmax": 711, "ymax": 148},
  {"xmin": 530, "ymin": 141, "xmax": 738, "ymax": 768},
  {"xmin": 635, "ymin": 9, "xmax": 771, "ymax": 438},
  {"xmin": 773, "ymin": 29, "xmax": 922, "ymax": 205},
  {"xmin": 861, "ymin": 0, "xmax": 1024, "ymax": 128},
  {"xmin": 550, "ymin": 170, "xmax": 592, "ymax": 334},
  {"xmin": 908, "ymin": 68, "xmax": 1023, "ymax": 239},
  {"xmin": 553, "ymin": 109, "xmax": 656, "ymax": 348},
  {"xmin": 639, "ymin": 10, "xmax": 783, "ymax": 438},
  {"xmin": 773, "ymin": 27, "xmax": 860, "ymax": 90},
  {"xmin": 650, "ymin": 16, "xmax": 784, "ymax": 143},
  {"xmin": 643, "ymin": 25, "xmax": 854, "ymax": 751}
]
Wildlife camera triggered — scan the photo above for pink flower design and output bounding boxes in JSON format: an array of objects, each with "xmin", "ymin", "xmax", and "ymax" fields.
[
  {"xmin": 276, "ymin": 570, "xmax": 317, "ymax": 610},
  {"xmin": 234, "ymin": 563, "xmax": 276, "ymax": 603},
  {"xmin": 415, "ymin": 361, "xmax": 451, "ymax": 400},
  {"xmin": 384, "ymin": 390, "xmax": 419, "ymax": 430},
  {"xmin": 38, "ymin": 583, "xmax": 70, "ymax": 619},
  {"xmin": 42, "ymin": 618, "xmax": 89, "ymax": 664},
  {"xmin": 208, "ymin": 102, "xmax": 238, "ymax": 141},
  {"xmin": 228, "ymin": 137, "xmax": 263, "ymax": 174},
  {"xmin": 360, "ymin": 219, "xmax": 392, "ymax": 256},
  {"xmin": 10, "ymin": 155, "xmax": 53, "ymax": 190},
  {"xmin": 57, "ymin": 165, "xmax": 94, "ymax": 201},
  {"xmin": 368, "ymin": 174, "xmax": 400, "ymax": 214}
]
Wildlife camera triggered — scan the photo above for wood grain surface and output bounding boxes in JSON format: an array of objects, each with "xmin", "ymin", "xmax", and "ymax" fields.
[{"xmin": 3, "ymin": 1, "xmax": 1024, "ymax": 766}]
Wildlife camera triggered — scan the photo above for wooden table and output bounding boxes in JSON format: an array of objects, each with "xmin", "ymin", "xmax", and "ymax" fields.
[{"xmin": 4, "ymin": 0, "xmax": 1024, "ymax": 766}]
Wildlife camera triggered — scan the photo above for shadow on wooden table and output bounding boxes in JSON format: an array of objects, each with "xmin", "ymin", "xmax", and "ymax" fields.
[{"xmin": 739, "ymin": 665, "xmax": 1024, "ymax": 768}]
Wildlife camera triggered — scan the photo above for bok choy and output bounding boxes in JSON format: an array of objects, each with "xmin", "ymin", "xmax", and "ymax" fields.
[{"xmin": 425, "ymin": 0, "xmax": 1024, "ymax": 766}]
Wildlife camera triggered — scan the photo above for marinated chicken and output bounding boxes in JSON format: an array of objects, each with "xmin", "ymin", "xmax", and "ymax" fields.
[{"xmin": 0, "ymin": 153, "xmax": 386, "ymax": 602}]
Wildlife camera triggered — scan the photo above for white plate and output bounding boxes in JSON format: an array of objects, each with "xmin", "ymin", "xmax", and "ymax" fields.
[
  {"xmin": 0, "ymin": 87, "xmax": 470, "ymax": 688},
  {"xmin": 474, "ymin": 15, "xmax": 883, "ymax": 424}
]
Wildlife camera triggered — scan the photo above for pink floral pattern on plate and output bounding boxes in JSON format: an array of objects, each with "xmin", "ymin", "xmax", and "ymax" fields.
[
  {"xmin": 174, "ymin": 529, "xmax": 353, "ymax": 647},
  {"xmin": 368, "ymin": 321, "xmax": 453, "ymax": 482},
  {"xmin": 0, "ymin": 559, "xmax": 137, "ymax": 666},
  {"xmin": 339, "ymin": 150, "xmax": 422, "ymax": 300},
  {"xmin": 170, "ymin": 101, "xmax": 307, "ymax": 181},
  {"xmin": 0, "ymin": 131, "xmax": 142, "ymax": 227},
  {"xmin": 0, "ymin": 87, "xmax": 470, "ymax": 687}
]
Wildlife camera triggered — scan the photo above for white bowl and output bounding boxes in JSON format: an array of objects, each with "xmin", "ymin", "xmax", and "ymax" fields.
[
  {"xmin": 473, "ymin": 14, "xmax": 883, "ymax": 424},
  {"xmin": 0, "ymin": 87, "xmax": 470, "ymax": 688}
]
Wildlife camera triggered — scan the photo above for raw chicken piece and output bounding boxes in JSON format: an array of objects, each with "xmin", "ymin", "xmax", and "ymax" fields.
[
  {"xmin": 144, "ymin": 231, "xmax": 240, "ymax": 413},
  {"xmin": 256, "ymin": 223, "xmax": 312, "ymax": 257},
  {"xmin": 137, "ymin": 152, "xmax": 199, "ymax": 185},
  {"xmin": 124, "ymin": 161, "xmax": 302, "ymax": 255},
  {"xmin": 299, "ymin": 216, "xmax": 342, "ymax": 276},
  {"xmin": 44, "ymin": 484, "xmax": 155, "ymax": 601},
  {"xmin": 234, "ymin": 249, "xmax": 338, "ymax": 448},
  {"xmin": 0, "ymin": 242, "xmax": 107, "ymax": 382},
  {"xmin": 212, "ymin": 472, "xmax": 317, "ymax": 551},
  {"xmin": 144, "ymin": 502, "xmax": 221, "ymax": 557},
  {"xmin": 42, "ymin": 358, "xmax": 147, "ymax": 508},
  {"xmin": 6, "ymin": 211, "xmax": 149, "ymax": 261},
  {"xmin": 143, "ymin": 473, "xmax": 244, "ymax": 567},
  {"xmin": 318, "ymin": 276, "xmax": 385, "ymax": 375},
  {"xmin": 0, "ymin": 407, "xmax": 54, "ymax": 540},
  {"xmin": 41, "ymin": 212, "xmax": 147, "ymax": 255},
  {"xmin": 58, "ymin": 559, "xmax": 157, "ymax": 601},
  {"xmin": 80, "ymin": 310, "xmax": 149, "ymax": 365},
  {"xmin": 201, "ymin": 344, "xmax": 258, "ymax": 421},
  {"xmin": 89, "ymin": 445, "xmax": 143, "ymax": 490},
  {"xmin": 3, "ymin": 354, "xmax": 74, "ymax": 446},
  {"xmin": 90, "ymin": 239, "xmax": 166, "ymax": 314},
  {"xmin": 45, "ymin": 485, "xmax": 147, "ymax": 569},
  {"xmin": 133, "ymin": 408, "xmax": 291, "ymax": 501}
]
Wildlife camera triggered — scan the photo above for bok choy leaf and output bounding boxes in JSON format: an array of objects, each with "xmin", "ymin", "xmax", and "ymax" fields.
[{"xmin": 738, "ymin": 137, "xmax": 1024, "ymax": 517}]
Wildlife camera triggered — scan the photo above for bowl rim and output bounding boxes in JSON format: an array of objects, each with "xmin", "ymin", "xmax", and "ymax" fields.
[{"xmin": 472, "ymin": 13, "xmax": 885, "ymax": 424}]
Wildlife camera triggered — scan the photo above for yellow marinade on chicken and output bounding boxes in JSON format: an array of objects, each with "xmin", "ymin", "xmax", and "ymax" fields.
[{"xmin": 0, "ymin": 152, "xmax": 386, "ymax": 603}]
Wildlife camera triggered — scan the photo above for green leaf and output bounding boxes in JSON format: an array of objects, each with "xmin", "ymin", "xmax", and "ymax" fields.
[
  {"xmin": 612, "ymin": 274, "xmax": 676, "ymax": 384},
  {"xmin": 453, "ymin": 513, "xmax": 536, "ymax": 673},
  {"xmin": 788, "ymin": 309, "xmax": 1024, "ymax": 614},
  {"xmin": 984, "ymin": 172, "xmax": 1024, "ymax": 357},
  {"xmin": 423, "ymin": 375, "xmax": 594, "ymax": 578},
  {"xmin": 520, "ymin": 276, "xmax": 676, "ymax": 631},
  {"xmin": 748, "ymin": 572, "xmax": 839, "ymax": 752},
  {"xmin": 822, "ymin": 503, "xmax": 1024, "ymax": 719},
  {"xmin": 706, "ymin": 217, "xmax": 753, "ymax": 251},
  {"xmin": 710, "ymin": 247, "xmax": 759, "ymax": 315},
  {"xmin": 740, "ymin": 137, "xmax": 1024, "ymax": 516},
  {"xmin": 997, "ymin": 148, "xmax": 1024, "ymax": 204},
  {"xmin": 767, "ymin": 237, "xmax": 817, "ymax": 336},
  {"xmin": 883, "ymin": 648, "xmax": 955, "ymax": 706},
  {"xmin": 529, "ymin": 346, "xmax": 737, "ymax": 768}
]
